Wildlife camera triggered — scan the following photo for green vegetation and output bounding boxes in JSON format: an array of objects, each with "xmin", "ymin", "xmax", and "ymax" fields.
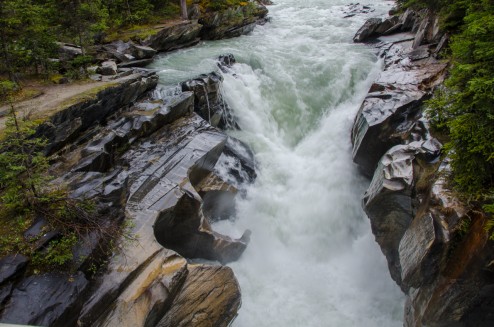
[
  {"xmin": 0, "ymin": 84, "xmax": 118, "ymax": 270},
  {"xmin": 0, "ymin": 0, "xmax": 185, "ymax": 94},
  {"xmin": 397, "ymin": 0, "xmax": 494, "ymax": 234}
]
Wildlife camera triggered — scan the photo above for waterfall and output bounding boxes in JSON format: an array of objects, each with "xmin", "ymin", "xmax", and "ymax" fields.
[{"xmin": 149, "ymin": 0, "xmax": 404, "ymax": 326}]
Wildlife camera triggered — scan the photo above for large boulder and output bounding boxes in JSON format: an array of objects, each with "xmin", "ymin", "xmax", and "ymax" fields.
[
  {"xmin": 181, "ymin": 72, "xmax": 238, "ymax": 129},
  {"xmin": 353, "ymin": 18, "xmax": 383, "ymax": 42},
  {"xmin": 96, "ymin": 60, "xmax": 118, "ymax": 75},
  {"xmin": 129, "ymin": 44, "xmax": 157, "ymax": 60},
  {"xmin": 199, "ymin": 3, "xmax": 268, "ymax": 40},
  {"xmin": 157, "ymin": 264, "xmax": 241, "ymax": 327},
  {"xmin": 35, "ymin": 71, "xmax": 159, "ymax": 155},
  {"xmin": 0, "ymin": 272, "xmax": 88, "ymax": 326},
  {"xmin": 89, "ymin": 251, "xmax": 188, "ymax": 327},
  {"xmin": 351, "ymin": 36, "xmax": 447, "ymax": 176},
  {"xmin": 363, "ymin": 140, "xmax": 440, "ymax": 287},
  {"xmin": 144, "ymin": 21, "xmax": 203, "ymax": 52}
]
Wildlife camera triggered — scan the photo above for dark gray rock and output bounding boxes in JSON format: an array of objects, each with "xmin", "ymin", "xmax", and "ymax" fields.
[
  {"xmin": 353, "ymin": 18, "xmax": 382, "ymax": 42},
  {"xmin": 57, "ymin": 42, "xmax": 83, "ymax": 61},
  {"xmin": 412, "ymin": 11, "xmax": 442, "ymax": 49},
  {"xmin": 181, "ymin": 72, "xmax": 237, "ymax": 128},
  {"xmin": 199, "ymin": 3, "xmax": 268, "ymax": 40},
  {"xmin": 117, "ymin": 58, "xmax": 154, "ymax": 68},
  {"xmin": 351, "ymin": 37, "xmax": 447, "ymax": 175},
  {"xmin": 217, "ymin": 53, "xmax": 236, "ymax": 72},
  {"xmin": 36, "ymin": 72, "xmax": 159, "ymax": 155},
  {"xmin": 0, "ymin": 255, "xmax": 28, "ymax": 285},
  {"xmin": 343, "ymin": 3, "xmax": 375, "ymax": 18},
  {"xmin": 129, "ymin": 44, "xmax": 157, "ymax": 60},
  {"xmin": 144, "ymin": 21, "xmax": 203, "ymax": 52},
  {"xmin": 214, "ymin": 136, "xmax": 257, "ymax": 190},
  {"xmin": 399, "ymin": 212, "xmax": 441, "ymax": 288},
  {"xmin": 96, "ymin": 61, "xmax": 118, "ymax": 75},
  {"xmin": 0, "ymin": 272, "xmax": 88, "ymax": 327}
]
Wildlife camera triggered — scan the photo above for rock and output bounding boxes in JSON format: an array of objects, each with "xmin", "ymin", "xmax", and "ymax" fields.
[
  {"xmin": 199, "ymin": 3, "xmax": 268, "ymax": 40},
  {"xmin": 217, "ymin": 53, "xmax": 236, "ymax": 72},
  {"xmin": 214, "ymin": 136, "xmax": 257, "ymax": 189},
  {"xmin": 343, "ymin": 3, "xmax": 375, "ymax": 18},
  {"xmin": 353, "ymin": 9, "xmax": 494, "ymax": 326},
  {"xmin": 74, "ymin": 150, "xmax": 113, "ymax": 173},
  {"xmin": 144, "ymin": 21, "xmax": 203, "ymax": 52},
  {"xmin": 353, "ymin": 18, "xmax": 382, "ymax": 42},
  {"xmin": 117, "ymin": 58, "xmax": 154, "ymax": 68},
  {"xmin": 0, "ymin": 272, "xmax": 88, "ymax": 327},
  {"xmin": 79, "ymin": 113, "xmax": 250, "ymax": 326},
  {"xmin": 351, "ymin": 37, "xmax": 447, "ymax": 176},
  {"xmin": 179, "ymin": 67, "xmax": 239, "ymax": 129},
  {"xmin": 399, "ymin": 8, "xmax": 420, "ymax": 32},
  {"xmin": 196, "ymin": 172, "xmax": 237, "ymax": 222},
  {"xmin": 129, "ymin": 44, "xmax": 157, "ymax": 60},
  {"xmin": 399, "ymin": 212, "xmax": 441, "ymax": 288},
  {"xmin": 0, "ymin": 255, "xmax": 28, "ymax": 285},
  {"xmin": 157, "ymin": 264, "xmax": 241, "ymax": 327},
  {"xmin": 119, "ymin": 113, "xmax": 249, "ymax": 263},
  {"xmin": 96, "ymin": 60, "xmax": 118, "ymax": 75},
  {"xmin": 57, "ymin": 42, "xmax": 83, "ymax": 61},
  {"xmin": 92, "ymin": 252, "xmax": 188, "ymax": 327},
  {"xmin": 375, "ymin": 16, "xmax": 400, "ymax": 35},
  {"xmin": 36, "ymin": 71, "xmax": 159, "ymax": 154},
  {"xmin": 363, "ymin": 143, "xmax": 417, "ymax": 286},
  {"xmin": 412, "ymin": 11, "xmax": 442, "ymax": 49},
  {"xmin": 181, "ymin": 72, "xmax": 226, "ymax": 127}
]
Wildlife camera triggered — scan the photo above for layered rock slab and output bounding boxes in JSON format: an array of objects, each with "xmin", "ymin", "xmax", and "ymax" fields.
[
  {"xmin": 157, "ymin": 264, "xmax": 241, "ymax": 327},
  {"xmin": 351, "ymin": 34, "xmax": 446, "ymax": 176}
]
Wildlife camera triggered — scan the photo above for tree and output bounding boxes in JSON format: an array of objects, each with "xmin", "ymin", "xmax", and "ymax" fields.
[
  {"xmin": 180, "ymin": 0, "xmax": 187, "ymax": 20},
  {"xmin": 0, "ymin": 0, "xmax": 57, "ymax": 84},
  {"xmin": 427, "ymin": 0, "xmax": 494, "ymax": 201}
]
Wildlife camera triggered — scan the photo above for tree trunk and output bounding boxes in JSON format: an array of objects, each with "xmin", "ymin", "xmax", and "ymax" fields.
[{"xmin": 180, "ymin": 0, "xmax": 188, "ymax": 20}]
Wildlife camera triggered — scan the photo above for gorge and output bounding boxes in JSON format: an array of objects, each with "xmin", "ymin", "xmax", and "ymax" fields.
[{"xmin": 1, "ymin": 0, "xmax": 494, "ymax": 326}]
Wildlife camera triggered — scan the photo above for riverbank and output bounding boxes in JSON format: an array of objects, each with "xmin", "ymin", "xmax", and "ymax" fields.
[{"xmin": 351, "ymin": 8, "xmax": 494, "ymax": 327}]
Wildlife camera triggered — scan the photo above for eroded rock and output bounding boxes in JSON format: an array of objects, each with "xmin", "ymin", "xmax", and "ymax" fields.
[
  {"xmin": 96, "ymin": 60, "xmax": 118, "ymax": 75},
  {"xmin": 0, "ymin": 255, "xmax": 28, "ymax": 285},
  {"xmin": 157, "ymin": 264, "xmax": 241, "ymax": 327},
  {"xmin": 0, "ymin": 272, "xmax": 88, "ymax": 327},
  {"xmin": 199, "ymin": 3, "xmax": 268, "ymax": 40},
  {"xmin": 351, "ymin": 36, "xmax": 447, "ymax": 175},
  {"xmin": 36, "ymin": 71, "xmax": 159, "ymax": 155}
]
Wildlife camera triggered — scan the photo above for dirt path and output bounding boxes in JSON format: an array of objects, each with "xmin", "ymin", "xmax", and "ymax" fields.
[{"xmin": 0, "ymin": 80, "xmax": 113, "ymax": 132}]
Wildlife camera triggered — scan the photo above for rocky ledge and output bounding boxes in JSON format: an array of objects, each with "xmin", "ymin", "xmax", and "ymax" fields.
[
  {"xmin": 352, "ymin": 9, "xmax": 494, "ymax": 327},
  {"xmin": 0, "ymin": 55, "xmax": 254, "ymax": 327},
  {"xmin": 89, "ymin": 1, "xmax": 269, "ymax": 76}
]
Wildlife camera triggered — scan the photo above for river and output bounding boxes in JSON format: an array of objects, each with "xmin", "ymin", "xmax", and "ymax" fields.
[{"xmin": 150, "ymin": 0, "xmax": 404, "ymax": 325}]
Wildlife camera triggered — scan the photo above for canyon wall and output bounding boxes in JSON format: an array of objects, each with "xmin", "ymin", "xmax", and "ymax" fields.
[{"xmin": 352, "ymin": 9, "xmax": 494, "ymax": 327}]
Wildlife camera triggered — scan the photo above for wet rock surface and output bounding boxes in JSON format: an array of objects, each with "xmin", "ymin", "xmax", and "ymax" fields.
[
  {"xmin": 144, "ymin": 21, "xmax": 203, "ymax": 52},
  {"xmin": 199, "ymin": 3, "xmax": 268, "ymax": 40},
  {"xmin": 36, "ymin": 71, "xmax": 159, "ymax": 155},
  {"xmin": 181, "ymin": 71, "xmax": 238, "ymax": 129},
  {"xmin": 157, "ymin": 264, "xmax": 241, "ymax": 327},
  {"xmin": 351, "ymin": 31, "xmax": 447, "ymax": 176},
  {"xmin": 1, "ymin": 55, "xmax": 254, "ymax": 326},
  {"xmin": 352, "ymin": 9, "xmax": 494, "ymax": 327},
  {"xmin": 0, "ymin": 272, "xmax": 88, "ymax": 327}
]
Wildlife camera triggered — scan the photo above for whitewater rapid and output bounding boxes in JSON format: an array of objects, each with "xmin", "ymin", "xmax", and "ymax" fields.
[{"xmin": 150, "ymin": 0, "xmax": 404, "ymax": 325}]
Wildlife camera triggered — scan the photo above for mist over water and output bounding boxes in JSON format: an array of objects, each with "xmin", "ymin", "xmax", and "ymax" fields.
[{"xmin": 150, "ymin": 0, "xmax": 404, "ymax": 325}]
